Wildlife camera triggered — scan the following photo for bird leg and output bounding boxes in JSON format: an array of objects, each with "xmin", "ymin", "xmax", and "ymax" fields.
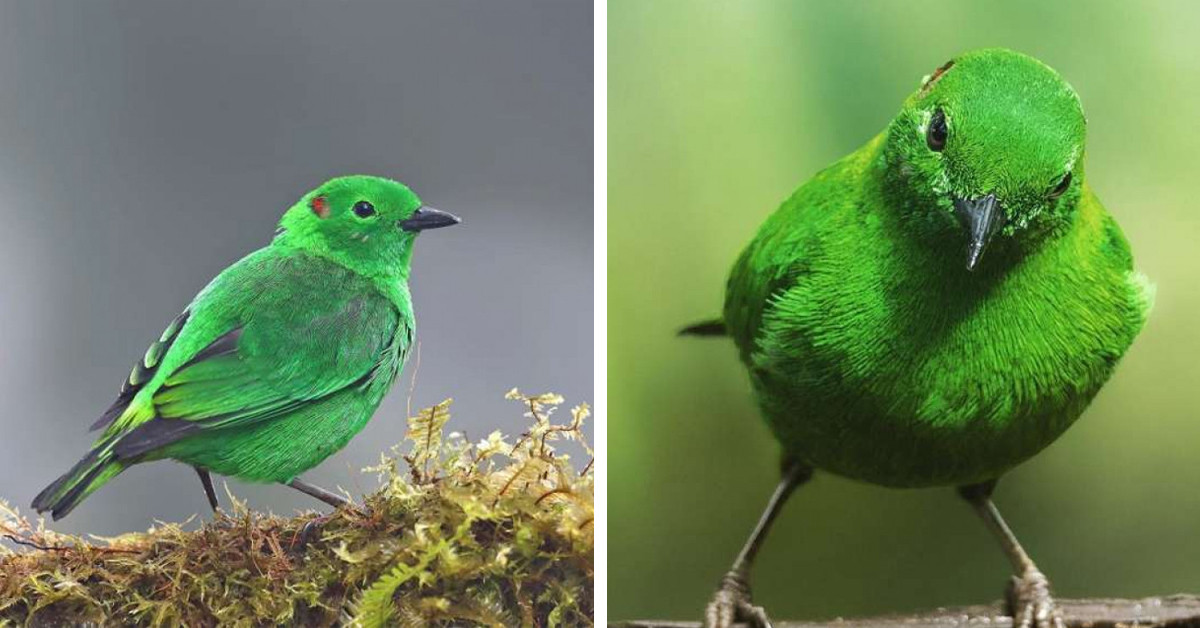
[
  {"xmin": 285, "ymin": 478, "xmax": 355, "ymax": 549},
  {"xmin": 286, "ymin": 477, "xmax": 352, "ymax": 509},
  {"xmin": 704, "ymin": 461, "xmax": 813, "ymax": 628},
  {"xmin": 194, "ymin": 467, "xmax": 220, "ymax": 513},
  {"xmin": 958, "ymin": 481, "xmax": 1064, "ymax": 628}
]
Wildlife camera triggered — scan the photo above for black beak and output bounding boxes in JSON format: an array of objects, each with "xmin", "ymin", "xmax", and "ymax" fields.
[
  {"xmin": 398, "ymin": 206, "xmax": 461, "ymax": 232},
  {"xmin": 953, "ymin": 194, "xmax": 1005, "ymax": 271}
]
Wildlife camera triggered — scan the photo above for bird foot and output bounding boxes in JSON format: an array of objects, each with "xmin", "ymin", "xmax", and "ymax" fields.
[
  {"xmin": 704, "ymin": 571, "xmax": 772, "ymax": 628},
  {"xmin": 1007, "ymin": 568, "xmax": 1064, "ymax": 628},
  {"xmin": 290, "ymin": 514, "xmax": 332, "ymax": 550}
]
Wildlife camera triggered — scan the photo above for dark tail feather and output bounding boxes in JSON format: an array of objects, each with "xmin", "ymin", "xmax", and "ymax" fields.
[
  {"xmin": 679, "ymin": 318, "xmax": 727, "ymax": 337},
  {"xmin": 113, "ymin": 418, "xmax": 200, "ymax": 459},
  {"xmin": 32, "ymin": 442, "xmax": 123, "ymax": 520}
]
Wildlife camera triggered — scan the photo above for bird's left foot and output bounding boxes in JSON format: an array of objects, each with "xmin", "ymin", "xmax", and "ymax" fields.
[
  {"xmin": 703, "ymin": 570, "xmax": 772, "ymax": 628},
  {"xmin": 1008, "ymin": 567, "xmax": 1064, "ymax": 628}
]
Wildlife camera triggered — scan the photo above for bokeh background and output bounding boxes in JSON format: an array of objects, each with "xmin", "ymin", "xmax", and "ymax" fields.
[
  {"xmin": 0, "ymin": 1, "xmax": 591, "ymax": 536},
  {"xmin": 611, "ymin": 0, "xmax": 1199, "ymax": 621}
]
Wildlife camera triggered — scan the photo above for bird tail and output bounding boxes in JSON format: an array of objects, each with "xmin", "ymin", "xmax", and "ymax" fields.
[
  {"xmin": 678, "ymin": 318, "xmax": 727, "ymax": 337},
  {"xmin": 31, "ymin": 440, "xmax": 126, "ymax": 520}
]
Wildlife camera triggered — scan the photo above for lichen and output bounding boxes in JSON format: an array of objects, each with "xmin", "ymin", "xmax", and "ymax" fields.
[{"xmin": 0, "ymin": 390, "xmax": 593, "ymax": 627}]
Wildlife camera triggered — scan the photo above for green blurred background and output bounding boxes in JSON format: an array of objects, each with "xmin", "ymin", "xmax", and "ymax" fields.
[{"xmin": 609, "ymin": 0, "xmax": 1200, "ymax": 622}]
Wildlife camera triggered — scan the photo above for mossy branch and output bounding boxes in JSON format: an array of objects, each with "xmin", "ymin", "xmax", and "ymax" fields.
[
  {"xmin": 0, "ymin": 390, "xmax": 593, "ymax": 627},
  {"xmin": 614, "ymin": 595, "xmax": 1200, "ymax": 628}
]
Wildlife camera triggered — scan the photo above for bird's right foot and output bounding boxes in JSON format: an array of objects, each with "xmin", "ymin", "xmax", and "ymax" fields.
[
  {"xmin": 1008, "ymin": 567, "xmax": 1064, "ymax": 628},
  {"xmin": 704, "ymin": 570, "xmax": 772, "ymax": 628},
  {"xmin": 290, "ymin": 513, "xmax": 334, "ymax": 550}
]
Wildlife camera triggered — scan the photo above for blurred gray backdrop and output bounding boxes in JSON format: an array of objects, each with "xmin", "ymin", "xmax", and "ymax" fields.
[{"xmin": 0, "ymin": 1, "xmax": 592, "ymax": 535}]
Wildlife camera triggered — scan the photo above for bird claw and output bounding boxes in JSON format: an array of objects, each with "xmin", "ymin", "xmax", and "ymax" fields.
[
  {"xmin": 204, "ymin": 510, "xmax": 234, "ymax": 530},
  {"xmin": 290, "ymin": 514, "xmax": 332, "ymax": 550},
  {"xmin": 1008, "ymin": 568, "xmax": 1064, "ymax": 628},
  {"xmin": 704, "ymin": 571, "xmax": 773, "ymax": 628}
]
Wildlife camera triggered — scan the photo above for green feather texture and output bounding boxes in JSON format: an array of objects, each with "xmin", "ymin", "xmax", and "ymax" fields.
[
  {"xmin": 33, "ymin": 175, "xmax": 445, "ymax": 520},
  {"xmin": 720, "ymin": 49, "xmax": 1150, "ymax": 487}
]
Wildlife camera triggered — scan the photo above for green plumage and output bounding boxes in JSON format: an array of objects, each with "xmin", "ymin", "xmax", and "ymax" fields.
[
  {"xmin": 34, "ymin": 175, "xmax": 459, "ymax": 519},
  {"xmin": 717, "ymin": 49, "xmax": 1151, "ymax": 487}
]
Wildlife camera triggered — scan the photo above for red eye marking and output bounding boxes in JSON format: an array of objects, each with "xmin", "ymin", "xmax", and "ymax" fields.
[
  {"xmin": 310, "ymin": 195, "xmax": 330, "ymax": 219},
  {"xmin": 920, "ymin": 59, "xmax": 955, "ymax": 96}
]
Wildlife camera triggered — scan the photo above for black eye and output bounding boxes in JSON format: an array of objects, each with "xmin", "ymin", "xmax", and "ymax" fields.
[
  {"xmin": 926, "ymin": 108, "xmax": 947, "ymax": 152},
  {"xmin": 352, "ymin": 201, "xmax": 376, "ymax": 218},
  {"xmin": 1049, "ymin": 172, "xmax": 1072, "ymax": 199}
]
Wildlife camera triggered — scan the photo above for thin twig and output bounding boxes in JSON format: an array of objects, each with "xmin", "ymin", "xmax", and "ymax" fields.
[
  {"xmin": 535, "ymin": 487, "xmax": 573, "ymax": 506},
  {"xmin": 2, "ymin": 532, "xmax": 139, "ymax": 555},
  {"xmin": 538, "ymin": 410, "xmax": 585, "ymax": 458},
  {"xmin": 422, "ymin": 404, "xmax": 437, "ymax": 479},
  {"xmin": 405, "ymin": 341, "xmax": 421, "ymax": 419},
  {"xmin": 2, "ymin": 533, "xmax": 69, "ymax": 552}
]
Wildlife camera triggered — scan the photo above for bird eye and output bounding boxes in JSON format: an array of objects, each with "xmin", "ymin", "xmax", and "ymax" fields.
[
  {"xmin": 352, "ymin": 201, "xmax": 376, "ymax": 218},
  {"xmin": 1048, "ymin": 172, "xmax": 1072, "ymax": 199},
  {"xmin": 926, "ymin": 108, "xmax": 947, "ymax": 152}
]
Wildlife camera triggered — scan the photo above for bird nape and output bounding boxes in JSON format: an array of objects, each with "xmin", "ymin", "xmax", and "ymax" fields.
[
  {"xmin": 32, "ymin": 175, "xmax": 460, "ymax": 521},
  {"xmin": 687, "ymin": 48, "xmax": 1152, "ymax": 628}
]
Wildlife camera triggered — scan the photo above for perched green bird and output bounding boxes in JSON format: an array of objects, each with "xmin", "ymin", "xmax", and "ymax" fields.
[
  {"xmin": 33, "ymin": 175, "xmax": 459, "ymax": 520},
  {"xmin": 683, "ymin": 49, "xmax": 1151, "ymax": 628}
]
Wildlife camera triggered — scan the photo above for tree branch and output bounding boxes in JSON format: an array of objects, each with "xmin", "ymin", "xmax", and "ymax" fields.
[{"xmin": 613, "ymin": 595, "xmax": 1200, "ymax": 628}]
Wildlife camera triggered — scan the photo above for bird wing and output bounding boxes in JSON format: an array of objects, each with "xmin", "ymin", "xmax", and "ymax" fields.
[
  {"xmin": 722, "ymin": 145, "xmax": 873, "ymax": 362},
  {"xmin": 94, "ymin": 249, "xmax": 405, "ymax": 458},
  {"xmin": 723, "ymin": 196, "xmax": 822, "ymax": 363}
]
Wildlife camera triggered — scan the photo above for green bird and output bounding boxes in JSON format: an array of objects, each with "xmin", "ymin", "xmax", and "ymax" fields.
[
  {"xmin": 33, "ymin": 175, "xmax": 459, "ymax": 520},
  {"xmin": 683, "ymin": 49, "xmax": 1151, "ymax": 628}
]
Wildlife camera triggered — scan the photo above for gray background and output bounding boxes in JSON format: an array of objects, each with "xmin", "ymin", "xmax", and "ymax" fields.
[{"xmin": 0, "ymin": 1, "xmax": 592, "ymax": 535}]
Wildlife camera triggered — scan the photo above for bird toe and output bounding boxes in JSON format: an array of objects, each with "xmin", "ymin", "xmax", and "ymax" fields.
[
  {"xmin": 703, "ymin": 571, "xmax": 772, "ymax": 628},
  {"xmin": 1008, "ymin": 568, "xmax": 1062, "ymax": 628}
]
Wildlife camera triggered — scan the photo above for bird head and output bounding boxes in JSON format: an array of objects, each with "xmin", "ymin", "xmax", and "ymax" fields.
[
  {"xmin": 883, "ymin": 48, "xmax": 1086, "ymax": 271},
  {"xmin": 277, "ymin": 175, "xmax": 459, "ymax": 277}
]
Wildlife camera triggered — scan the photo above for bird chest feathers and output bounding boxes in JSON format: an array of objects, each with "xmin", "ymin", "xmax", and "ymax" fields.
[
  {"xmin": 362, "ymin": 278, "xmax": 415, "ymax": 397},
  {"xmin": 746, "ymin": 182, "xmax": 1147, "ymax": 487}
]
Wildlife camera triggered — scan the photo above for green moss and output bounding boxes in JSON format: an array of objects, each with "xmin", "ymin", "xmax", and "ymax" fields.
[{"xmin": 0, "ymin": 391, "xmax": 593, "ymax": 627}]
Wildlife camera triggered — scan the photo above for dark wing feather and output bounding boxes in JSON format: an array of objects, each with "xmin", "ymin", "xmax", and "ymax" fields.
[{"xmin": 89, "ymin": 311, "xmax": 189, "ymax": 431}]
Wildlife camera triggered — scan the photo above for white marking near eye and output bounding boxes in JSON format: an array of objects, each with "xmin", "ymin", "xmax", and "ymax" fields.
[
  {"xmin": 1063, "ymin": 148, "xmax": 1079, "ymax": 174},
  {"xmin": 917, "ymin": 109, "xmax": 932, "ymax": 135}
]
